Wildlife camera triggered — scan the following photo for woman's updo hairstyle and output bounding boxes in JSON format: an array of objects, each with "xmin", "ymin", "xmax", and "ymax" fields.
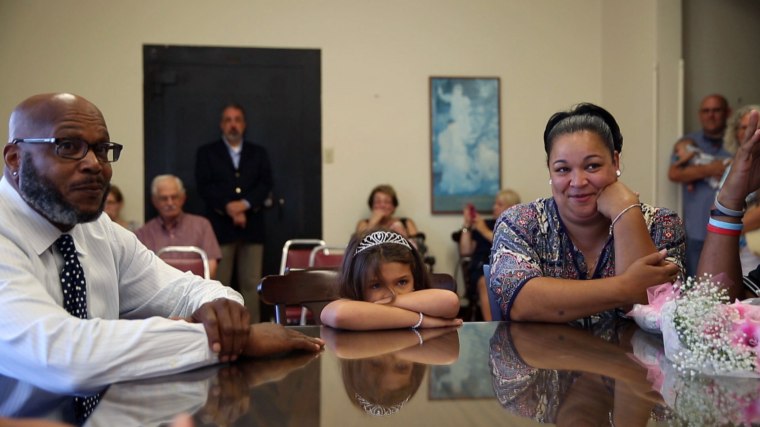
[{"xmin": 543, "ymin": 103, "xmax": 623, "ymax": 163}]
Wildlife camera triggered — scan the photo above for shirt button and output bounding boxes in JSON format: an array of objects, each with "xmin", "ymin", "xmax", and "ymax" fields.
[{"xmin": 235, "ymin": 187, "xmax": 241, "ymax": 194}]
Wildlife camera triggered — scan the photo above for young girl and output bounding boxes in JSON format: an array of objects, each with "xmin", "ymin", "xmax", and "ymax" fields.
[{"xmin": 320, "ymin": 230, "xmax": 462, "ymax": 330}]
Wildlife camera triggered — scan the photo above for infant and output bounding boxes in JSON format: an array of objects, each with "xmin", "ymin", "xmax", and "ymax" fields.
[{"xmin": 672, "ymin": 139, "xmax": 730, "ymax": 190}]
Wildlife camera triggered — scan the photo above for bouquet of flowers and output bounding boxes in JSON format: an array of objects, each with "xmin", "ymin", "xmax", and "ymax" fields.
[
  {"xmin": 629, "ymin": 275, "xmax": 760, "ymax": 377},
  {"xmin": 628, "ymin": 329, "xmax": 760, "ymax": 426}
]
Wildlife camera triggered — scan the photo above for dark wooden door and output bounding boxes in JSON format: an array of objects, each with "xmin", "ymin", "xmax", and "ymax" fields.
[{"xmin": 143, "ymin": 45, "xmax": 322, "ymax": 277}]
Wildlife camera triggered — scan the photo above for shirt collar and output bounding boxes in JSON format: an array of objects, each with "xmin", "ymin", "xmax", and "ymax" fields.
[
  {"xmin": 222, "ymin": 137, "xmax": 243, "ymax": 153},
  {"xmin": 0, "ymin": 177, "xmax": 90, "ymax": 257}
]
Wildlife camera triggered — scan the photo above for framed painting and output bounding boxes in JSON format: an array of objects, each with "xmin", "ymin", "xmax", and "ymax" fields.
[{"xmin": 430, "ymin": 77, "xmax": 501, "ymax": 214}]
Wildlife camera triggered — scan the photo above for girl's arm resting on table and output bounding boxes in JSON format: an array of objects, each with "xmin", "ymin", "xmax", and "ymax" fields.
[
  {"xmin": 509, "ymin": 250, "xmax": 678, "ymax": 322},
  {"xmin": 388, "ymin": 289, "xmax": 460, "ymax": 318},
  {"xmin": 320, "ymin": 299, "xmax": 462, "ymax": 331}
]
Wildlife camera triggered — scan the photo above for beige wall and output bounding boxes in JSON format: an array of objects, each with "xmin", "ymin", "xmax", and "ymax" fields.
[
  {"xmin": 0, "ymin": 0, "xmax": 680, "ymax": 284},
  {"xmin": 683, "ymin": 0, "xmax": 760, "ymax": 132}
]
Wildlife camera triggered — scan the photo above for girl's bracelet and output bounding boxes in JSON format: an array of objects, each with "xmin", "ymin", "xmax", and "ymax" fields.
[
  {"xmin": 608, "ymin": 203, "xmax": 642, "ymax": 236},
  {"xmin": 411, "ymin": 328, "xmax": 424, "ymax": 345},
  {"xmin": 411, "ymin": 312, "xmax": 424, "ymax": 329}
]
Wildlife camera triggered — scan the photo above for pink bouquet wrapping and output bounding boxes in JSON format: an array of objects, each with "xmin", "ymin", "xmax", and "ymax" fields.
[
  {"xmin": 629, "ymin": 275, "xmax": 760, "ymax": 377},
  {"xmin": 628, "ymin": 282, "xmax": 680, "ymax": 334}
]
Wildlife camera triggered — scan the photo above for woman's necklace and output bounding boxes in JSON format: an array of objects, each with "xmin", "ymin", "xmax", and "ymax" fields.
[{"xmin": 580, "ymin": 239, "xmax": 609, "ymax": 277}]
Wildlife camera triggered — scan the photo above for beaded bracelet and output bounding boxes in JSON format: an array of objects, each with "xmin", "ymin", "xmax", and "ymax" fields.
[
  {"xmin": 608, "ymin": 203, "xmax": 642, "ymax": 236},
  {"xmin": 714, "ymin": 195, "xmax": 745, "ymax": 218},
  {"xmin": 411, "ymin": 312, "xmax": 424, "ymax": 329}
]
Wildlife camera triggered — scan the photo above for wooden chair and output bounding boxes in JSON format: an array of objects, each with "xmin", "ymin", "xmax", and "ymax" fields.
[
  {"xmin": 431, "ymin": 272, "xmax": 457, "ymax": 293},
  {"xmin": 258, "ymin": 270, "xmax": 458, "ymax": 325},
  {"xmin": 258, "ymin": 268, "xmax": 340, "ymax": 325},
  {"xmin": 157, "ymin": 246, "xmax": 210, "ymax": 280}
]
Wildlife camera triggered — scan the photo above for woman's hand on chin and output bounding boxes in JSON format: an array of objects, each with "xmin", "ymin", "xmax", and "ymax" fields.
[{"xmin": 596, "ymin": 181, "xmax": 639, "ymax": 219}]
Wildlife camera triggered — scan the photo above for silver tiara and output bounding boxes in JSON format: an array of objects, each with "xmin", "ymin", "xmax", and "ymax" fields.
[
  {"xmin": 355, "ymin": 393, "xmax": 409, "ymax": 416},
  {"xmin": 355, "ymin": 231, "xmax": 412, "ymax": 254}
]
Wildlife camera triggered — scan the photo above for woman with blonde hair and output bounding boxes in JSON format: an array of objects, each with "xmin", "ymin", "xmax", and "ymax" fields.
[{"xmin": 459, "ymin": 189, "xmax": 521, "ymax": 320}]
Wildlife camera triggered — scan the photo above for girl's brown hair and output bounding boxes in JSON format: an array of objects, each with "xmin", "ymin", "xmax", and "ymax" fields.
[{"xmin": 339, "ymin": 230, "xmax": 431, "ymax": 301}]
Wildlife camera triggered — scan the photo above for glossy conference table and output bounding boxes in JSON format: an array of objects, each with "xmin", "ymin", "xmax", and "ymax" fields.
[{"xmin": 2, "ymin": 321, "xmax": 757, "ymax": 426}]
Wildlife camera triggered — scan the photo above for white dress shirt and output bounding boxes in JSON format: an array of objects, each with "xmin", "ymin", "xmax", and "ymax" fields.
[{"xmin": 0, "ymin": 178, "xmax": 244, "ymax": 393}]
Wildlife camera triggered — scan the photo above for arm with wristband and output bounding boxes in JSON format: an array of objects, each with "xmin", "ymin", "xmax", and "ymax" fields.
[{"xmin": 698, "ymin": 109, "xmax": 760, "ymax": 300}]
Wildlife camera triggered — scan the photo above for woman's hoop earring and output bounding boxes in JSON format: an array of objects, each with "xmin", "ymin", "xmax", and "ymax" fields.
[{"xmin": 615, "ymin": 170, "xmax": 621, "ymax": 177}]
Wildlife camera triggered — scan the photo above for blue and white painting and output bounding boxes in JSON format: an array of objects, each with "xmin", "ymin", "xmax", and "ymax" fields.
[{"xmin": 431, "ymin": 77, "xmax": 501, "ymax": 213}]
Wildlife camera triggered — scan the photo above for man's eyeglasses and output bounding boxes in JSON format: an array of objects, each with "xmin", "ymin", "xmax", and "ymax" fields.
[{"xmin": 9, "ymin": 138, "xmax": 123, "ymax": 163}]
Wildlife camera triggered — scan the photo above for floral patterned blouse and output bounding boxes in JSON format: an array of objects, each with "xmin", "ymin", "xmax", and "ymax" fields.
[{"xmin": 489, "ymin": 198, "xmax": 685, "ymax": 321}]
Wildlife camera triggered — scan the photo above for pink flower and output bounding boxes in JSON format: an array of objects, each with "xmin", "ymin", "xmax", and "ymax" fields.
[
  {"xmin": 733, "ymin": 301, "xmax": 760, "ymax": 322},
  {"xmin": 739, "ymin": 396, "xmax": 760, "ymax": 424},
  {"xmin": 731, "ymin": 317, "xmax": 760, "ymax": 348}
]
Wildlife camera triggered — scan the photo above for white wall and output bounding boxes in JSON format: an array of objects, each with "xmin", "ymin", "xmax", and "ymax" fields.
[
  {"xmin": 601, "ymin": 0, "xmax": 682, "ymax": 211},
  {"xmin": 0, "ymin": 0, "xmax": 679, "ymax": 284},
  {"xmin": 683, "ymin": 0, "xmax": 760, "ymax": 132}
]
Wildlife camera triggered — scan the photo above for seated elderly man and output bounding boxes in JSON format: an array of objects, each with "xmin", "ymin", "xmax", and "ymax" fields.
[
  {"xmin": 0, "ymin": 93, "xmax": 323, "ymax": 398},
  {"xmin": 136, "ymin": 174, "xmax": 222, "ymax": 278}
]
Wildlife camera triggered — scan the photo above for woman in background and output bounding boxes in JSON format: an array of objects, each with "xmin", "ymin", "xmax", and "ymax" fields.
[
  {"xmin": 459, "ymin": 189, "xmax": 521, "ymax": 320},
  {"xmin": 722, "ymin": 104, "xmax": 760, "ymax": 275},
  {"xmin": 356, "ymin": 184, "xmax": 418, "ymax": 238},
  {"xmin": 105, "ymin": 185, "xmax": 138, "ymax": 231}
]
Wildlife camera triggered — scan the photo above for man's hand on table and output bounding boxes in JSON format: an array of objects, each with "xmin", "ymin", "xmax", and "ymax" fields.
[
  {"xmin": 191, "ymin": 299, "xmax": 251, "ymax": 363},
  {"xmin": 245, "ymin": 323, "xmax": 324, "ymax": 357}
]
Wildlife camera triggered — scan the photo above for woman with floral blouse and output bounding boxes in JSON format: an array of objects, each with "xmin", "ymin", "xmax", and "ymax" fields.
[{"xmin": 489, "ymin": 103, "xmax": 684, "ymax": 323}]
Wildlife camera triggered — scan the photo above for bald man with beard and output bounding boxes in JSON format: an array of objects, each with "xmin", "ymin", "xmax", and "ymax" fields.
[{"xmin": 0, "ymin": 93, "xmax": 322, "ymax": 395}]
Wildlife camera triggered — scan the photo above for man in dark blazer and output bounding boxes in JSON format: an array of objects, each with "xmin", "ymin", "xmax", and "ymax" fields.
[{"xmin": 195, "ymin": 104, "xmax": 273, "ymax": 322}]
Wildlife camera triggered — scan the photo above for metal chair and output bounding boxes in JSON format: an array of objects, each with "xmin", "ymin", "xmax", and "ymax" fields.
[
  {"xmin": 157, "ymin": 245, "xmax": 210, "ymax": 280},
  {"xmin": 280, "ymin": 239, "xmax": 326, "ymax": 274},
  {"xmin": 278, "ymin": 239, "xmax": 327, "ymax": 324},
  {"xmin": 308, "ymin": 245, "xmax": 346, "ymax": 268}
]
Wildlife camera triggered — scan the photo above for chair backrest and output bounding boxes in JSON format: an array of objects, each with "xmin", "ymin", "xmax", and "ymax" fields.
[
  {"xmin": 308, "ymin": 245, "xmax": 346, "ymax": 268},
  {"xmin": 157, "ymin": 246, "xmax": 210, "ymax": 280},
  {"xmin": 431, "ymin": 273, "xmax": 457, "ymax": 293},
  {"xmin": 483, "ymin": 264, "xmax": 504, "ymax": 321},
  {"xmin": 279, "ymin": 239, "xmax": 326, "ymax": 274},
  {"xmin": 259, "ymin": 270, "xmax": 459, "ymax": 326},
  {"xmin": 258, "ymin": 268, "xmax": 340, "ymax": 325}
]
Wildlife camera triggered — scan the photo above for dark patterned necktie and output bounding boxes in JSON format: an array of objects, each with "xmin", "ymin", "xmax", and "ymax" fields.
[{"xmin": 55, "ymin": 234, "xmax": 101, "ymax": 422}]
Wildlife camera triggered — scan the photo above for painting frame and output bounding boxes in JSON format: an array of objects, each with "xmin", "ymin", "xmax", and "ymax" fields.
[{"xmin": 429, "ymin": 76, "xmax": 502, "ymax": 214}]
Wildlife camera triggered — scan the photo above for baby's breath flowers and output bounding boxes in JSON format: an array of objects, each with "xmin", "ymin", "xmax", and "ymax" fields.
[{"xmin": 664, "ymin": 275, "xmax": 760, "ymax": 376}]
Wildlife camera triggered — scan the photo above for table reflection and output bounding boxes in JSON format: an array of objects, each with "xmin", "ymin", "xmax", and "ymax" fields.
[
  {"xmin": 489, "ymin": 319, "xmax": 667, "ymax": 426},
  {"xmin": 323, "ymin": 327, "xmax": 460, "ymax": 417},
  {"xmin": 4, "ymin": 322, "xmax": 760, "ymax": 426}
]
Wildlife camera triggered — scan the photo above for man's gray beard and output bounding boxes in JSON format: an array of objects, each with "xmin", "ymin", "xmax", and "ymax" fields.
[{"xmin": 18, "ymin": 153, "xmax": 107, "ymax": 226}]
